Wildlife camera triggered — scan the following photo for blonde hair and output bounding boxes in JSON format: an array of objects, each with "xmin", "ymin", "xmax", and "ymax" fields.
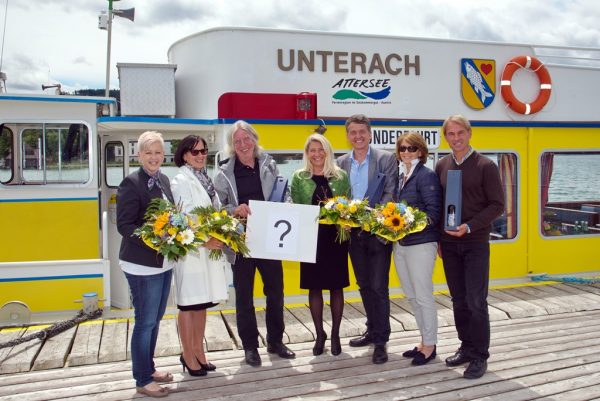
[
  {"xmin": 137, "ymin": 131, "xmax": 164, "ymax": 153},
  {"xmin": 226, "ymin": 120, "xmax": 264, "ymax": 158},
  {"xmin": 298, "ymin": 134, "xmax": 343, "ymax": 179},
  {"xmin": 396, "ymin": 131, "xmax": 428, "ymax": 164},
  {"xmin": 442, "ymin": 114, "xmax": 471, "ymax": 135}
]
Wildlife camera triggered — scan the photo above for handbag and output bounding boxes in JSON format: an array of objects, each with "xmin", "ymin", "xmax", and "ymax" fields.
[{"xmin": 268, "ymin": 176, "xmax": 288, "ymax": 202}]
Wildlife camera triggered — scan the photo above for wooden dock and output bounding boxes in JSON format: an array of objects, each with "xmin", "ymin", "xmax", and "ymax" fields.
[{"xmin": 2, "ymin": 282, "xmax": 600, "ymax": 400}]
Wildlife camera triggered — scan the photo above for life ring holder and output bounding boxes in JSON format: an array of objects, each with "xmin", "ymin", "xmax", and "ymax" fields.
[{"xmin": 500, "ymin": 55, "xmax": 552, "ymax": 115}]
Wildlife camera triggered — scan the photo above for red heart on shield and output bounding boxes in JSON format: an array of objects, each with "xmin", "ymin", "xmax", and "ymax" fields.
[{"xmin": 481, "ymin": 64, "xmax": 493, "ymax": 75}]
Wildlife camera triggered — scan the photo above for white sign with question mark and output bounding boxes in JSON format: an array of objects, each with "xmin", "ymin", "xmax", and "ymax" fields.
[{"xmin": 246, "ymin": 200, "xmax": 319, "ymax": 262}]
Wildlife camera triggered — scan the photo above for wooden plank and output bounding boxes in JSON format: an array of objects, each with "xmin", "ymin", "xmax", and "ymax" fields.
[
  {"xmin": 323, "ymin": 303, "xmax": 363, "ymax": 338},
  {"xmin": 347, "ymin": 301, "xmax": 406, "ymax": 332},
  {"xmin": 220, "ymin": 310, "xmax": 242, "ymax": 349},
  {"xmin": 387, "ymin": 298, "xmax": 420, "ymax": 330},
  {"xmin": 283, "ymin": 306, "xmax": 315, "ymax": 344},
  {"xmin": 519, "ymin": 284, "xmax": 588, "ymax": 312},
  {"xmin": 506, "ymin": 286, "xmax": 576, "ymax": 313},
  {"xmin": 553, "ymin": 283, "xmax": 600, "ymax": 305},
  {"xmin": 286, "ymin": 304, "xmax": 325, "ymax": 339},
  {"xmin": 155, "ymin": 315, "xmax": 180, "ymax": 356},
  {"xmin": 32, "ymin": 325, "xmax": 77, "ymax": 371},
  {"xmin": 205, "ymin": 312, "xmax": 233, "ymax": 351},
  {"xmin": 498, "ymin": 287, "xmax": 563, "ymax": 314},
  {"xmin": 539, "ymin": 284, "xmax": 600, "ymax": 311},
  {"xmin": 255, "ymin": 308, "xmax": 275, "ymax": 345},
  {"xmin": 391, "ymin": 295, "xmax": 453, "ymax": 327},
  {"xmin": 0, "ymin": 325, "xmax": 46, "ymax": 374},
  {"xmin": 0, "ymin": 327, "xmax": 25, "ymax": 364},
  {"xmin": 67, "ymin": 320, "xmax": 102, "ymax": 366},
  {"xmin": 341, "ymin": 301, "xmax": 367, "ymax": 334},
  {"xmin": 564, "ymin": 283, "xmax": 600, "ymax": 297},
  {"xmin": 436, "ymin": 293, "xmax": 509, "ymax": 321},
  {"xmin": 98, "ymin": 319, "xmax": 127, "ymax": 363},
  {"xmin": 487, "ymin": 293, "xmax": 532, "ymax": 319},
  {"xmin": 489, "ymin": 288, "xmax": 548, "ymax": 316}
]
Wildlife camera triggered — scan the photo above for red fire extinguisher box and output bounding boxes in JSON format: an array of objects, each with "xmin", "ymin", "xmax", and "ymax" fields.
[
  {"xmin": 218, "ymin": 92, "xmax": 317, "ymax": 120},
  {"xmin": 296, "ymin": 92, "xmax": 317, "ymax": 120}
]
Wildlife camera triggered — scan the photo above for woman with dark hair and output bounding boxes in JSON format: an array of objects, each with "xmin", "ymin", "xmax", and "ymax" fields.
[
  {"xmin": 170, "ymin": 135, "xmax": 230, "ymax": 376},
  {"xmin": 393, "ymin": 131, "xmax": 442, "ymax": 366}
]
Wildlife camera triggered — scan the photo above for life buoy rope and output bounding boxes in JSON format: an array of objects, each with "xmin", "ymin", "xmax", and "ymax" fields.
[{"xmin": 500, "ymin": 55, "xmax": 552, "ymax": 115}]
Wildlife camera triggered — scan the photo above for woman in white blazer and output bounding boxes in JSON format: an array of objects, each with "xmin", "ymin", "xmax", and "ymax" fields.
[{"xmin": 170, "ymin": 135, "xmax": 231, "ymax": 376}]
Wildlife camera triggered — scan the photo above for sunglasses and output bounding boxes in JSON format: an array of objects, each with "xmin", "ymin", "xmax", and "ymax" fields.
[
  {"xmin": 399, "ymin": 145, "xmax": 418, "ymax": 153},
  {"xmin": 189, "ymin": 148, "xmax": 208, "ymax": 156}
]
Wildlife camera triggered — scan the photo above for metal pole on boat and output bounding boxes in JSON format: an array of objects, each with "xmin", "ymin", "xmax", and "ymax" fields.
[{"xmin": 104, "ymin": 0, "xmax": 114, "ymax": 98}]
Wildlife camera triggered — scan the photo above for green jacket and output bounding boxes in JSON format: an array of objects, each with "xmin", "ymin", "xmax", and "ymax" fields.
[{"xmin": 290, "ymin": 170, "xmax": 350, "ymax": 205}]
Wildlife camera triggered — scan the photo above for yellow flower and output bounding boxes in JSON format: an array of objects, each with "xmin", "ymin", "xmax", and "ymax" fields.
[
  {"xmin": 221, "ymin": 210, "xmax": 227, "ymax": 216},
  {"xmin": 363, "ymin": 223, "xmax": 371, "ymax": 231},
  {"xmin": 212, "ymin": 212, "xmax": 220, "ymax": 218},
  {"xmin": 385, "ymin": 213, "xmax": 405, "ymax": 231},
  {"xmin": 176, "ymin": 234, "xmax": 182, "ymax": 242},
  {"xmin": 335, "ymin": 203, "xmax": 345, "ymax": 211},
  {"xmin": 154, "ymin": 213, "xmax": 169, "ymax": 231},
  {"xmin": 349, "ymin": 204, "xmax": 357, "ymax": 213},
  {"xmin": 168, "ymin": 227, "xmax": 177, "ymax": 236}
]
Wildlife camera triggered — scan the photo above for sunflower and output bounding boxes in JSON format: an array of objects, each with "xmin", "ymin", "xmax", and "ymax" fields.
[{"xmin": 384, "ymin": 213, "xmax": 405, "ymax": 231}]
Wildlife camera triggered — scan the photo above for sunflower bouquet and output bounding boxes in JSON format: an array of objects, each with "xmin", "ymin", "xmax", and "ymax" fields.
[
  {"xmin": 368, "ymin": 201, "xmax": 428, "ymax": 242},
  {"xmin": 319, "ymin": 196, "xmax": 372, "ymax": 242},
  {"xmin": 191, "ymin": 206, "xmax": 250, "ymax": 260},
  {"xmin": 134, "ymin": 198, "xmax": 204, "ymax": 261}
]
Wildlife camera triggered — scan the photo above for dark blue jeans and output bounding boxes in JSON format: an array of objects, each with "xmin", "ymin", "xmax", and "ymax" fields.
[
  {"xmin": 349, "ymin": 231, "xmax": 392, "ymax": 345},
  {"xmin": 125, "ymin": 269, "xmax": 173, "ymax": 387},
  {"xmin": 233, "ymin": 256, "xmax": 284, "ymax": 349},
  {"xmin": 440, "ymin": 241, "xmax": 491, "ymax": 360}
]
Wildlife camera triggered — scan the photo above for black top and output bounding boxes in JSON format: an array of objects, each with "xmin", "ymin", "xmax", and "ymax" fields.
[
  {"xmin": 312, "ymin": 175, "xmax": 332, "ymax": 204},
  {"xmin": 234, "ymin": 157, "xmax": 265, "ymax": 205}
]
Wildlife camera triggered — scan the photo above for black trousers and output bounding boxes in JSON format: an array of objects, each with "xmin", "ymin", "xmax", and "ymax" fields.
[
  {"xmin": 233, "ymin": 256, "xmax": 285, "ymax": 350},
  {"xmin": 440, "ymin": 241, "xmax": 491, "ymax": 360},
  {"xmin": 349, "ymin": 230, "xmax": 392, "ymax": 345}
]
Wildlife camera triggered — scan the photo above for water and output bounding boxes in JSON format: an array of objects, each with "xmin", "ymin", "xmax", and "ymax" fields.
[{"xmin": 548, "ymin": 154, "xmax": 600, "ymax": 202}]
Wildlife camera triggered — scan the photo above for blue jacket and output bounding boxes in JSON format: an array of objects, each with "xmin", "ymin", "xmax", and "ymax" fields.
[{"xmin": 394, "ymin": 163, "xmax": 442, "ymax": 246}]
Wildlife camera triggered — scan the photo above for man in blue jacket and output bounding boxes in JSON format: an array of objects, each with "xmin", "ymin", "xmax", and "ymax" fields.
[{"xmin": 337, "ymin": 114, "xmax": 398, "ymax": 364}]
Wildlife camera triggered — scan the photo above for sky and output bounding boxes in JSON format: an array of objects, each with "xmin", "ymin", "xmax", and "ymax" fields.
[{"xmin": 1, "ymin": 0, "xmax": 599, "ymax": 94}]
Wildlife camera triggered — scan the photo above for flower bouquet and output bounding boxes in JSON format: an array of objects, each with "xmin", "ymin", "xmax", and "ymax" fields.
[
  {"xmin": 367, "ymin": 201, "xmax": 428, "ymax": 242},
  {"xmin": 134, "ymin": 198, "xmax": 204, "ymax": 261},
  {"xmin": 191, "ymin": 206, "xmax": 250, "ymax": 260},
  {"xmin": 318, "ymin": 196, "xmax": 372, "ymax": 242}
]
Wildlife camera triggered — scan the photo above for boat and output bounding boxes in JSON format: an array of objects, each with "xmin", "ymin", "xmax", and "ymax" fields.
[{"xmin": 1, "ymin": 27, "xmax": 599, "ymax": 322}]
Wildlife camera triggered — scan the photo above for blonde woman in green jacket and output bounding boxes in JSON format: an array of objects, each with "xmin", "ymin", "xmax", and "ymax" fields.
[{"xmin": 290, "ymin": 133, "xmax": 350, "ymax": 356}]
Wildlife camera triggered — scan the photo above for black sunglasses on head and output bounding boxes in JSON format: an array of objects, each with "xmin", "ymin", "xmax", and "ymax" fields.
[
  {"xmin": 189, "ymin": 148, "xmax": 208, "ymax": 156},
  {"xmin": 399, "ymin": 145, "xmax": 418, "ymax": 153}
]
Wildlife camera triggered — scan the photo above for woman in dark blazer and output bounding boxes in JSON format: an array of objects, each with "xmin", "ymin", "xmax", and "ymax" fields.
[
  {"xmin": 116, "ymin": 131, "xmax": 174, "ymax": 398},
  {"xmin": 392, "ymin": 131, "xmax": 442, "ymax": 366},
  {"xmin": 290, "ymin": 133, "xmax": 350, "ymax": 356}
]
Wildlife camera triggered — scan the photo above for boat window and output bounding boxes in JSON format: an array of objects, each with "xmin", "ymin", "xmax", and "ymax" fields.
[
  {"xmin": 105, "ymin": 142, "xmax": 124, "ymax": 187},
  {"xmin": 435, "ymin": 152, "xmax": 518, "ymax": 241},
  {"xmin": 17, "ymin": 123, "xmax": 90, "ymax": 184},
  {"xmin": 0, "ymin": 125, "xmax": 13, "ymax": 184},
  {"xmin": 541, "ymin": 151, "xmax": 600, "ymax": 237},
  {"xmin": 270, "ymin": 152, "xmax": 348, "ymax": 182}
]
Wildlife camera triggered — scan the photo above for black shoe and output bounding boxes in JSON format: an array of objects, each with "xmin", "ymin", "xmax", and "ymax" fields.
[
  {"xmin": 179, "ymin": 354, "xmax": 207, "ymax": 376},
  {"xmin": 445, "ymin": 348, "xmax": 471, "ymax": 367},
  {"xmin": 244, "ymin": 349, "xmax": 262, "ymax": 367},
  {"xmin": 464, "ymin": 359, "xmax": 487, "ymax": 379},
  {"xmin": 372, "ymin": 344, "xmax": 388, "ymax": 364},
  {"xmin": 402, "ymin": 347, "xmax": 419, "ymax": 358},
  {"xmin": 196, "ymin": 357, "xmax": 216, "ymax": 371},
  {"xmin": 313, "ymin": 332, "xmax": 327, "ymax": 356},
  {"xmin": 349, "ymin": 332, "xmax": 372, "ymax": 347},
  {"xmin": 331, "ymin": 335, "xmax": 342, "ymax": 356},
  {"xmin": 267, "ymin": 342, "xmax": 296, "ymax": 359},
  {"xmin": 412, "ymin": 345, "xmax": 436, "ymax": 366}
]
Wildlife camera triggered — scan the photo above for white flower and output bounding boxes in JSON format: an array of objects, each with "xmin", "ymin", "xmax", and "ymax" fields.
[
  {"xmin": 221, "ymin": 224, "xmax": 229, "ymax": 232},
  {"xmin": 325, "ymin": 200, "xmax": 334, "ymax": 210},
  {"xmin": 404, "ymin": 209, "xmax": 414, "ymax": 224},
  {"xmin": 180, "ymin": 228, "xmax": 195, "ymax": 245}
]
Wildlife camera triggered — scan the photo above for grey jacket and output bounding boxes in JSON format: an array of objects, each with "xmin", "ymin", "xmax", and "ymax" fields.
[{"xmin": 214, "ymin": 153, "xmax": 281, "ymax": 214}]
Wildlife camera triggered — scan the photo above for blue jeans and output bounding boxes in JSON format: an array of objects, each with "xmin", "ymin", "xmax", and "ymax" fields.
[
  {"xmin": 440, "ymin": 241, "xmax": 490, "ymax": 360},
  {"xmin": 125, "ymin": 269, "xmax": 173, "ymax": 387},
  {"xmin": 349, "ymin": 231, "xmax": 392, "ymax": 345}
]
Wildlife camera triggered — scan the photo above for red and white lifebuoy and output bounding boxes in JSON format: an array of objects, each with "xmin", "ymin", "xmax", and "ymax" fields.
[{"xmin": 500, "ymin": 55, "xmax": 552, "ymax": 115}]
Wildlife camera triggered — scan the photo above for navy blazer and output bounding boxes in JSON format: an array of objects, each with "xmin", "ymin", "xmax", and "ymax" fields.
[
  {"xmin": 116, "ymin": 168, "xmax": 174, "ymax": 268},
  {"xmin": 337, "ymin": 146, "xmax": 398, "ymax": 207},
  {"xmin": 394, "ymin": 163, "xmax": 442, "ymax": 245}
]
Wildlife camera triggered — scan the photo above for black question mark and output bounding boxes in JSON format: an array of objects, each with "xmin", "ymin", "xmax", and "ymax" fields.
[{"xmin": 274, "ymin": 220, "xmax": 292, "ymax": 248}]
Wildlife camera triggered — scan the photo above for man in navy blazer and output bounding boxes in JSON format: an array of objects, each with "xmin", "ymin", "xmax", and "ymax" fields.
[{"xmin": 337, "ymin": 114, "xmax": 398, "ymax": 364}]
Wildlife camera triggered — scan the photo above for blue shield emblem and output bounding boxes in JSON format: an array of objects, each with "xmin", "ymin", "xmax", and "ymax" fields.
[{"xmin": 461, "ymin": 59, "xmax": 495, "ymax": 110}]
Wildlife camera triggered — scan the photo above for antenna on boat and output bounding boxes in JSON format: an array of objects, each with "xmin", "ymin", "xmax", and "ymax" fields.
[
  {"xmin": 0, "ymin": 0, "xmax": 8, "ymax": 93},
  {"xmin": 42, "ymin": 83, "xmax": 62, "ymax": 95},
  {"xmin": 100, "ymin": 0, "xmax": 135, "ymax": 98}
]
